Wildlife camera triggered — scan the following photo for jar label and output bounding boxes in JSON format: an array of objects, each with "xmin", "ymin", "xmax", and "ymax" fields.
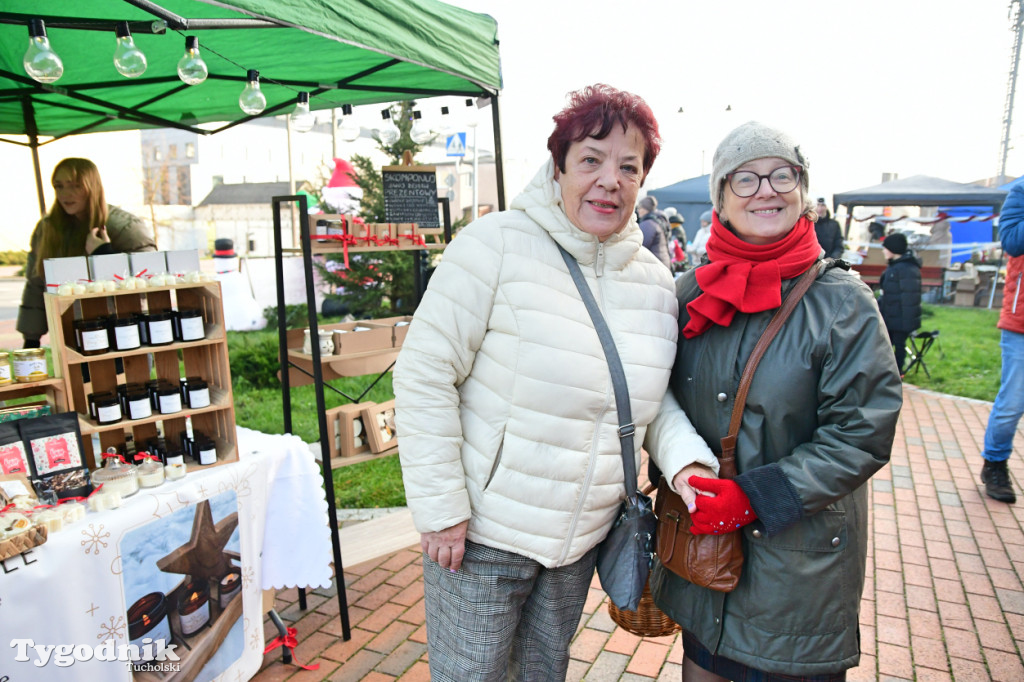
[
  {"xmin": 0, "ymin": 365, "xmax": 11, "ymax": 381},
  {"xmin": 159, "ymin": 393, "xmax": 182, "ymax": 414},
  {"xmin": 13, "ymin": 357, "xmax": 47, "ymax": 381},
  {"xmin": 128, "ymin": 398, "xmax": 152, "ymax": 420},
  {"xmin": 80, "ymin": 328, "xmax": 109, "ymax": 352},
  {"xmin": 149, "ymin": 319, "xmax": 174, "ymax": 344},
  {"xmin": 180, "ymin": 316, "xmax": 205, "ymax": 341},
  {"xmin": 188, "ymin": 387, "xmax": 210, "ymax": 409},
  {"xmin": 199, "ymin": 447, "xmax": 217, "ymax": 465},
  {"xmin": 179, "ymin": 600, "xmax": 209, "ymax": 636},
  {"xmin": 96, "ymin": 403, "xmax": 121, "ymax": 423},
  {"xmin": 114, "ymin": 324, "xmax": 141, "ymax": 349}
]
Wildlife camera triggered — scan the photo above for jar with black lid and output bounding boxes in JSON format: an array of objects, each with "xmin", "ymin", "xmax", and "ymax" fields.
[
  {"xmin": 175, "ymin": 309, "xmax": 205, "ymax": 342},
  {"xmin": 75, "ymin": 318, "xmax": 110, "ymax": 355},
  {"xmin": 94, "ymin": 394, "xmax": 122, "ymax": 425},
  {"xmin": 147, "ymin": 311, "xmax": 175, "ymax": 346},
  {"xmin": 88, "ymin": 390, "xmax": 117, "ymax": 420},
  {"xmin": 146, "ymin": 380, "xmax": 170, "ymax": 410},
  {"xmin": 195, "ymin": 436, "xmax": 217, "ymax": 466},
  {"xmin": 185, "ymin": 379, "xmax": 210, "ymax": 409},
  {"xmin": 111, "ymin": 317, "xmax": 141, "ymax": 350},
  {"xmin": 157, "ymin": 385, "xmax": 182, "ymax": 414},
  {"xmin": 126, "ymin": 388, "xmax": 152, "ymax": 420}
]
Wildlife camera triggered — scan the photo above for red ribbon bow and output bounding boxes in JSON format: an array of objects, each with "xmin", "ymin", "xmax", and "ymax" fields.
[
  {"xmin": 0, "ymin": 503, "xmax": 14, "ymax": 513},
  {"xmin": 263, "ymin": 626, "xmax": 319, "ymax": 671},
  {"xmin": 102, "ymin": 452, "xmax": 126, "ymax": 463},
  {"xmin": 134, "ymin": 452, "xmax": 159, "ymax": 463}
]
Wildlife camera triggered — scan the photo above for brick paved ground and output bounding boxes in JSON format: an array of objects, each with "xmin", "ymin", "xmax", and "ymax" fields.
[{"xmin": 253, "ymin": 384, "xmax": 1024, "ymax": 681}]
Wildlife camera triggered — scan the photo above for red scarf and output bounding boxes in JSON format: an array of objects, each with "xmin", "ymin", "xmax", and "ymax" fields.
[{"xmin": 682, "ymin": 212, "xmax": 821, "ymax": 338}]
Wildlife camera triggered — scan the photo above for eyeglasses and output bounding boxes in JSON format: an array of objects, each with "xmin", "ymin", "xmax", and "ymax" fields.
[{"xmin": 726, "ymin": 165, "xmax": 802, "ymax": 198}]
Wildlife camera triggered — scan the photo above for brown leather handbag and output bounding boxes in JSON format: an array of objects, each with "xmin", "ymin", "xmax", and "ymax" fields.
[{"xmin": 656, "ymin": 261, "xmax": 824, "ymax": 592}]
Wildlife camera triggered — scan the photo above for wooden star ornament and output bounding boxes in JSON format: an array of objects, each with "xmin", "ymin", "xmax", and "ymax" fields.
[{"xmin": 157, "ymin": 500, "xmax": 238, "ymax": 582}]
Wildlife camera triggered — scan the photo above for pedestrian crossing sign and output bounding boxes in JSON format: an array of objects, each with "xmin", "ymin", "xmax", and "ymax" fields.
[{"xmin": 446, "ymin": 132, "xmax": 467, "ymax": 157}]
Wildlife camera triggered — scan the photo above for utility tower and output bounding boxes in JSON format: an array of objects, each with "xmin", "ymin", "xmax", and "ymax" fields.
[{"xmin": 999, "ymin": 0, "xmax": 1024, "ymax": 182}]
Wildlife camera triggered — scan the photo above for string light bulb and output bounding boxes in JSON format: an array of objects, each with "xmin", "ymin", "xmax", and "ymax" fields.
[
  {"xmin": 337, "ymin": 103, "xmax": 360, "ymax": 142},
  {"xmin": 376, "ymin": 109, "xmax": 399, "ymax": 145},
  {"xmin": 23, "ymin": 19, "xmax": 63, "ymax": 84},
  {"xmin": 410, "ymin": 110, "xmax": 431, "ymax": 144},
  {"xmin": 238, "ymin": 69, "xmax": 266, "ymax": 115},
  {"xmin": 290, "ymin": 92, "xmax": 315, "ymax": 133},
  {"xmin": 176, "ymin": 36, "xmax": 208, "ymax": 85},
  {"xmin": 113, "ymin": 21, "xmax": 147, "ymax": 78}
]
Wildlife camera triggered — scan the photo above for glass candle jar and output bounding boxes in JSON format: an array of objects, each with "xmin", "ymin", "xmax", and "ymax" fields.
[
  {"xmin": 75, "ymin": 318, "xmax": 110, "ymax": 355},
  {"xmin": 157, "ymin": 386, "xmax": 182, "ymax": 415},
  {"xmin": 218, "ymin": 569, "xmax": 242, "ymax": 607},
  {"xmin": 185, "ymin": 380, "xmax": 210, "ymax": 409},
  {"xmin": 176, "ymin": 309, "xmax": 205, "ymax": 342},
  {"xmin": 132, "ymin": 312, "xmax": 150, "ymax": 345},
  {"xmin": 196, "ymin": 437, "xmax": 217, "ymax": 466},
  {"xmin": 146, "ymin": 312, "xmax": 175, "ymax": 346},
  {"xmin": 111, "ymin": 317, "xmax": 141, "ymax": 351},
  {"xmin": 135, "ymin": 457, "xmax": 164, "ymax": 488},
  {"xmin": 12, "ymin": 349, "xmax": 47, "ymax": 383},
  {"xmin": 177, "ymin": 579, "xmax": 210, "ymax": 637},
  {"xmin": 164, "ymin": 449, "xmax": 185, "ymax": 467},
  {"xmin": 0, "ymin": 351, "xmax": 12, "ymax": 386},
  {"xmin": 88, "ymin": 390, "xmax": 117, "ymax": 419},
  {"xmin": 94, "ymin": 395, "xmax": 122, "ymax": 425},
  {"xmin": 127, "ymin": 592, "xmax": 172, "ymax": 660},
  {"xmin": 125, "ymin": 389, "xmax": 152, "ymax": 420}
]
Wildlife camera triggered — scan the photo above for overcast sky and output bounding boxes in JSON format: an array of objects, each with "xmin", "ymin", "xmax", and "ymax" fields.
[{"xmin": 448, "ymin": 0, "xmax": 1021, "ymax": 203}]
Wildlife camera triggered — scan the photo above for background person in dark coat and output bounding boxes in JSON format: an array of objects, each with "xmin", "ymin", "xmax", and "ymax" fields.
[
  {"xmin": 637, "ymin": 195, "xmax": 672, "ymax": 269},
  {"xmin": 813, "ymin": 197, "xmax": 844, "ymax": 259},
  {"xmin": 878, "ymin": 232, "xmax": 922, "ymax": 374}
]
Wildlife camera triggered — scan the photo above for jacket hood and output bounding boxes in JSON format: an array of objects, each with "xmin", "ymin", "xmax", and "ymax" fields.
[{"xmin": 509, "ymin": 158, "xmax": 643, "ymax": 269}]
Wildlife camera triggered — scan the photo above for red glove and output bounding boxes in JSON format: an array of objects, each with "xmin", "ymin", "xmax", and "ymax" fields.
[{"xmin": 688, "ymin": 476, "xmax": 757, "ymax": 535}]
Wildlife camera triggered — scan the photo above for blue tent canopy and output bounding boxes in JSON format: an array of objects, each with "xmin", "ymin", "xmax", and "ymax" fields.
[{"xmin": 646, "ymin": 174, "xmax": 712, "ymax": 241}]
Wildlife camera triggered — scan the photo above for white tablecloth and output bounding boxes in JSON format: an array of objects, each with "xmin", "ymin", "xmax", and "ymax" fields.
[{"xmin": 0, "ymin": 427, "xmax": 332, "ymax": 681}]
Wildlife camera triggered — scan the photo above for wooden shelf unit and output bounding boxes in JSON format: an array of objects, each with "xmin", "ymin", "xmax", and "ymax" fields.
[
  {"xmin": 0, "ymin": 377, "xmax": 68, "ymax": 412},
  {"xmin": 43, "ymin": 281, "xmax": 238, "ymax": 470}
]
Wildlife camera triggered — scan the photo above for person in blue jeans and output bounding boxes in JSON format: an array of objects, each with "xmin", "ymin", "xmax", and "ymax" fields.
[{"xmin": 981, "ymin": 183, "xmax": 1024, "ymax": 503}]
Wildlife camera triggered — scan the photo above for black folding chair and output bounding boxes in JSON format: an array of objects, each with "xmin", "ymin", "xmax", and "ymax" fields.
[{"xmin": 904, "ymin": 330, "xmax": 942, "ymax": 378}]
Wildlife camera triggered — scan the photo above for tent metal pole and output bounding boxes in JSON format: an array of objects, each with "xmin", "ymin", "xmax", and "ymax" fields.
[
  {"xmin": 21, "ymin": 97, "xmax": 45, "ymax": 216},
  {"xmin": 489, "ymin": 94, "xmax": 506, "ymax": 211}
]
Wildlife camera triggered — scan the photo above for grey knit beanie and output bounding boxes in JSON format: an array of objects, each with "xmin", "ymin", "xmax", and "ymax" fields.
[{"xmin": 709, "ymin": 121, "xmax": 809, "ymax": 212}]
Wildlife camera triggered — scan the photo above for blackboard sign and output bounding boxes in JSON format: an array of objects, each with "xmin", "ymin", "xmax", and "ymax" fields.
[{"xmin": 382, "ymin": 165, "xmax": 440, "ymax": 228}]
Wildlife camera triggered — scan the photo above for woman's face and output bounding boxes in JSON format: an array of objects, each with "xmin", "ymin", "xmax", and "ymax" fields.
[
  {"xmin": 719, "ymin": 157, "xmax": 803, "ymax": 245},
  {"xmin": 52, "ymin": 170, "xmax": 90, "ymax": 220},
  {"xmin": 555, "ymin": 124, "xmax": 645, "ymax": 241}
]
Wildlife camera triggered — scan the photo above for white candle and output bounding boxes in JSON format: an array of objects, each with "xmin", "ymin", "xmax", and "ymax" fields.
[
  {"xmin": 60, "ymin": 502, "xmax": 86, "ymax": 524},
  {"xmin": 137, "ymin": 467, "xmax": 165, "ymax": 488},
  {"xmin": 35, "ymin": 509, "xmax": 63, "ymax": 533},
  {"xmin": 164, "ymin": 463, "xmax": 187, "ymax": 480},
  {"xmin": 56, "ymin": 282, "xmax": 74, "ymax": 295},
  {"xmin": 87, "ymin": 281, "xmax": 104, "ymax": 293},
  {"xmin": 72, "ymin": 283, "xmax": 87, "ymax": 295},
  {"xmin": 184, "ymin": 271, "xmax": 201, "ymax": 283},
  {"xmin": 102, "ymin": 280, "xmax": 117, "ymax": 292}
]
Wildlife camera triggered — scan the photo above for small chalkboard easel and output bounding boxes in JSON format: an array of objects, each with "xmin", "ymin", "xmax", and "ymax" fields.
[{"xmin": 382, "ymin": 154, "xmax": 444, "ymax": 243}]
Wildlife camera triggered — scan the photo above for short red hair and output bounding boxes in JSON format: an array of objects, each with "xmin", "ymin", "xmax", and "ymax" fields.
[{"xmin": 547, "ymin": 84, "xmax": 661, "ymax": 183}]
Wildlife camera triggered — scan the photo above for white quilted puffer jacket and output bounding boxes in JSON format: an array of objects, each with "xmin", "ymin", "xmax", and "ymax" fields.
[{"xmin": 393, "ymin": 159, "xmax": 716, "ymax": 568}]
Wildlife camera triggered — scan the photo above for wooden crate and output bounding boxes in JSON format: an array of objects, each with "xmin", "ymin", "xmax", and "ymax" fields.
[{"xmin": 43, "ymin": 281, "xmax": 238, "ymax": 470}]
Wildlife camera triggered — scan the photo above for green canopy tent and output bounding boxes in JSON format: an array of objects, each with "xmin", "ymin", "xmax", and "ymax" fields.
[{"xmin": 0, "ymin": 0, "xmax": 504, "ymax": 214}]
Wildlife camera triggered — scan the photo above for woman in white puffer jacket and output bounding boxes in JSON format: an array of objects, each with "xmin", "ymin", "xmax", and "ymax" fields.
[{"xmin": 393, "ymin": 84, "xmax": 715, "ymax": 682}]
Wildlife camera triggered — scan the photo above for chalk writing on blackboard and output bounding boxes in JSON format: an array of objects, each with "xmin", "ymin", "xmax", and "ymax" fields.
[{"xmin": 382, "ymin": 166, "xmax": 440, "ymax": 228}]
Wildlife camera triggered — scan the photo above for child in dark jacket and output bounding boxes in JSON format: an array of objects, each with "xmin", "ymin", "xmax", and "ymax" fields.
[{"xmin": 879, "ymin": 232, "xmax": 922, "ymax": 374}]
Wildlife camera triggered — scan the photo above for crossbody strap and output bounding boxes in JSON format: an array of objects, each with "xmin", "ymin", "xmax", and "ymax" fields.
[
  {"xmin": 718, "ymin": 260, "xmax": 826, "ymax": 477},
  {"xmin": 556, "ymin": 244, "xmax": 638, "ymax": 502}
]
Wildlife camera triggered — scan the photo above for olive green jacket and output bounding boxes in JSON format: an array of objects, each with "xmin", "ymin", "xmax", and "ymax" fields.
[
  {"xmin": 648, "ymin": 260, "xmax": 902, "ymax": 676},
  {"xmin": 17, "ymin": 205, "xmax": 155, "ymax": 341}
]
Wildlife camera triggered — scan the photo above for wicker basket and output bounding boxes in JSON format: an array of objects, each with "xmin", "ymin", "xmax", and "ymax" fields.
[{"xmin": 607, "ymin": 580, "xmax": 680, "ymax": 638}]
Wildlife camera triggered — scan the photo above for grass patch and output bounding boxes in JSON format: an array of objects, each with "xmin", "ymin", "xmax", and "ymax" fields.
[
  {"xmin": 331, "ymin": 454, "xmax": 405, "ymax": 508},
  {"xmin": 904, "ymin": 304, "xmax": 1001, "ymax": 400}
]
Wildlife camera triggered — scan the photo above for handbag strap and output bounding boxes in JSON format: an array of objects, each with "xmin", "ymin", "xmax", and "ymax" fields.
[
  {"xmin": 556, "ymin": 244, "xmax": 639, "ymax": 502},
  {"xmin": 718, "ymin": 260, "xmax": 826, "ymax": 478}
]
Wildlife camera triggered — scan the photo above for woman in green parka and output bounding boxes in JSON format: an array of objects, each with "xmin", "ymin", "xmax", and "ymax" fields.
[{"xmin": 645, "ymin": 122, "xmax": 902, "ymax": 680}]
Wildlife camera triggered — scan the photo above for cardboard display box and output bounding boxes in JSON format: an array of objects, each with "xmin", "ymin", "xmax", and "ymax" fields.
[
  {"xmin": 326, "ymin": 403, "xmax": 372, "ymax": 458},
  {"xmin": 43, "ymin": 256, "xmax": 89, "ymax": 289},
  {"xmin": 87, "ymin": 253, "xmax": 130, "ymax": 282}
]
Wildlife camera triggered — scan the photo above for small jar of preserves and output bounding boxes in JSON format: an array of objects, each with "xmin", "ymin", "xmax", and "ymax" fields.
[
  {"xmin": 12, "ymin": 348, "xmax": 47, "ymax": 383},
  {"xmin": 0, "ymin": 351, "xmax": 12, "ymax": 386}
]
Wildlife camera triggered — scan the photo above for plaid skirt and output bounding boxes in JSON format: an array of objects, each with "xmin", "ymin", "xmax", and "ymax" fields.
[{"xmin": 682, "ymin": 630, "xmax": 848, "ymax": 682}]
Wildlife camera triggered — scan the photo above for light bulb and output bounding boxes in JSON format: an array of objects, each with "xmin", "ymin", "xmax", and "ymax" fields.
[
  {"xmin": 290, "ymin": 92, "xmax": 315, "ymax": 133},
  {"xmin": 338, "ymin": 103, "xmax": 360, "ymax": 142},
  {"xmin": 23, "ymin": 19, "xmax": 63, "ymax": 84},
  {"xmin": 238, "ymin": 69, "xmax": 266, "ymax": 115},
  {"xmin": 176, "ymin": 36, "xmax": 207, "ymax": 85},
  {"xmin": 377, "ymin": 109, "xmax": 399, "ymax": 145},
  {"xmin": 437, "ymin": 105, "xmax": 455, "ymax": 135},
  {"xmin": 113, "ymin": 21, "xmax": 147, "ymax": 78},
  {"xmin": 464, "ymin": 98, "xmax": 480, "ymax": 128},
  {"xmin": 410, "ymin": 110, "xmax": 431, "ymax": 144}
]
